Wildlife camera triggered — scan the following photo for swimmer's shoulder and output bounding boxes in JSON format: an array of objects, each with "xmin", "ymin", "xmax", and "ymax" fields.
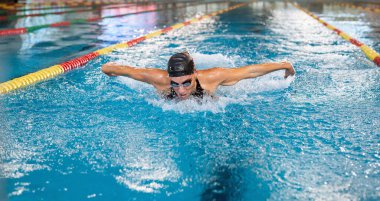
[
  {"xmin": 197, "ymin": 67, "xmax": 224, "ymax": 77},
  {"xmin": 197, "ymin": 67, "xmax": 225, "ymax": 93},
  {"xmin": 197, "ymin": 67, "xmax": 226, "ymax": 82},
  {"xmin": 149, "ymin": 69, "xmax": 170, "ymax": 91}
]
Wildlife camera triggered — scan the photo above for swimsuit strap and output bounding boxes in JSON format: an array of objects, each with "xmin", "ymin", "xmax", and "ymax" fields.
[{"xmin": 192, "ymin": 78, "xmax": 204, "ymax": 98}]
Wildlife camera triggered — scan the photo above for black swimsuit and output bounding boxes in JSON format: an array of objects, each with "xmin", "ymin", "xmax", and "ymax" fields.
[{"xmin": 166, "ymin": 79, "xmax": 204, "ymax": 99}]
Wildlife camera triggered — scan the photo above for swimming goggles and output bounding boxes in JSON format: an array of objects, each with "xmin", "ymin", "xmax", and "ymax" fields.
[{"xmin": 170, "ymin": 79, "xmax": 192, "ymax": 88}]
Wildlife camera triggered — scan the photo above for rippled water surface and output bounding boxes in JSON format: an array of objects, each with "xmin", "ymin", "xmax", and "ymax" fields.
[{"xmin": 0, "ymin": 1, "xmax": 379, "ymax": 201}]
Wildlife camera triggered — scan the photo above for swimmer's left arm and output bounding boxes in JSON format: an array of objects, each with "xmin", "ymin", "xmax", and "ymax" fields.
[{"xmin": 216, "ymin": 61, "xmax": 295, "ymax": 86}]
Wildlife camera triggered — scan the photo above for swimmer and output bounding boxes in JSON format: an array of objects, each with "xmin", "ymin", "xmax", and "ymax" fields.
[{"xmin": 101, "ymin": 52, "xmax": 295, "ymax": 100}]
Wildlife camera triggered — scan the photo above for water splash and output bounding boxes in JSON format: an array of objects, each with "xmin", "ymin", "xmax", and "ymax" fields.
[{"xmin": 116, "ymin": 52, "xmax": 294, "ymax": 113}]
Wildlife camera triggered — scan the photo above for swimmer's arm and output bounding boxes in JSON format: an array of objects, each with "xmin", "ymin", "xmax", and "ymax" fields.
[
  {"xmin": 101, "ymin": 62, "xmax": 169, "ymax": 89},
  {"xmin": 216, "ymin": 61, "xmax": 295, "ymax": 86}
]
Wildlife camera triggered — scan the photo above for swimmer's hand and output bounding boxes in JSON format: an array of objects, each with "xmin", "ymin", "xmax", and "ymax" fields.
[
  {"xmin": 283, "ymin": 61, "xmax": 295, "ymax": 79},
  {"xmin": 102, "ymin": 62, "xmax": 118, "ymax": 76}
]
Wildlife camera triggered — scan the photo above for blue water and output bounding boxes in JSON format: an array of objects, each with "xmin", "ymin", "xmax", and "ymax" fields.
[{"xmin": 0, "ymin": 1, "xmax": 379, "ymax": 200}]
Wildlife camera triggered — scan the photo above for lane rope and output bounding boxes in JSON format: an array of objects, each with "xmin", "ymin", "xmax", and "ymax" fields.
[
  {"xmin": 0, "ymin": 2, "xmax": 200, "ymax": 37},
  {"xmin": 291, "ymin": 2, "xmax": 380, "ymax": 67},
  {"xmin": 0, "ymin": 3, "xmax": 247, "ymax": 94},
  {"xmin": 0, "ymin": 4, "xmax": 136, "ymax": 21},
  {"xmin": 0, "ymin": 0, "xmax": 125, "ymax": 11},
  {"xmin": 0, "ymin": 1, "xmax": 212, "ymax": 21},
  {"xmin": 0, "ymin": 0, "xmax": 202, "ymax": 13},
  {"xmin": 0, "ymin": 4, "xmax": 119, "ymax": 14}
]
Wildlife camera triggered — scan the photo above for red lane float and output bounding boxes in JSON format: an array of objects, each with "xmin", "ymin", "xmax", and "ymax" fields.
[
  {"xmin": 0, "ymin": 28, "xmax": 27, "ymax": 36},
  {"xmin": 127, "ymin": 37, "xmax": 147, "ymax": 47},
  {"xmin": 60, "ymin": 52, "xmax": 100, "ymax": 72},
  {"xmin": 161, "ymin": 27, "xmax": 174, "ymax": 33},
  {"xmin": 51, "ymin": 21, "xmax": 71, "ymax": 27}
]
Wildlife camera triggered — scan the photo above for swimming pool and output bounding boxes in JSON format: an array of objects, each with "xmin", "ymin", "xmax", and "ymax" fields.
[{"xmin": 0, "ymin": 1, "xmax": 379, "ymax": 200}]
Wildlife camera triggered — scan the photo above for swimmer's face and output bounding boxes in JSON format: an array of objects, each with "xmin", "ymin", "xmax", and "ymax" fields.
[{"xmin": 170, "ymin": 74, "xmax": 196, "ymax": 100}]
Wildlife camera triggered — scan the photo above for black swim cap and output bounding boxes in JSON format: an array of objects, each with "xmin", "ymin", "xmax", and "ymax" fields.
[{"xmin": 167, "ymin": 52, "xmax": 194, "ymax": 77}]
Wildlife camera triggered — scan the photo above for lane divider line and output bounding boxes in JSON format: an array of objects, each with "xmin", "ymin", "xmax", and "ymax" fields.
[
  {"xmin": 0, "ymin": 0, "xmax": 125, "ymax": 11},
  {"xmin": 291, "ymin": 2, "xmax": 380, "ymax": 67},
  {"xmin": 2, "ymin": 0, "xmax": 122, "ymax": 7},
  {"xmin": 0, "ymin": 4, "xmax": 117, "ymax": 14},
  {"xmin": 0, "ymin": 3, "xmax": 246, "ymax": 94},
  {"xmin": 0, "ymin": 4, "xmax": 136, "ymax": 21},
  {"xmin": 0, "ymin": 2, "xmax": 200, "ymax": 37},
  {"xmin": 0, "ymin": 0, "xmax": 204, "ymax": 13}
]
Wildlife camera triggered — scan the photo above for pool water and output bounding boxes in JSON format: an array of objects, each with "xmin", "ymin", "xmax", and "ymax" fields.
[{"xmin": 0, "ymin": 1, "xmax": 379, "ymax": 200}]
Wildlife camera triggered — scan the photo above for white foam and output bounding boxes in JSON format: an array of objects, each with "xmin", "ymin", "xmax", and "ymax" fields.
[
  {"xmin": 117, "ymin": 76, "xmax": 152, "ymax": 92},
  {"xmin": 115, "ymin": 177, "xmax": 164, "ymax": 193},
  {"xmin": 0, "ymin": 163, "xmax": 47, "ymax": 179},
  {"xmin": 191, "ymin": 52, "xmax": 239, "ymax": 69},
  {"xmin": 218, "ymin": 72, "xmax": 294, "ymax": 97},
  {"xmin": 0, "ymin": 142, "xmax": 48, "ymax": 179},
  {"xmin": 87, "ymin": 194, "xmax": 97, "ymax": 199},
  {"xmin": 8, "ymin": 183, "xmax": 30, "ymax": 197},
  {"xmin": 147, "ymin": 95, "xmax": 230, "ymax": 114},
  {"xmin": 105, "ymin": 124, "xmax": 182, "ymax": 193}
]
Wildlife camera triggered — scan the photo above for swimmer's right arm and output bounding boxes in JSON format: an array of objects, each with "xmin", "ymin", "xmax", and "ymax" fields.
[{"xmin": 101, "ymin": 62, "xmax": 169, "ymax": 90}]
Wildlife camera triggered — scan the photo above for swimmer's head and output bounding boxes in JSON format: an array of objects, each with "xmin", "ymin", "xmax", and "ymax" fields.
[
  {"xmin": 167, "ymin": 52, "xmax": 195, "ymax": 77},
  {"xmin": 167, "ymin": 52, "xmax": 197, "ymax": 100}
]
